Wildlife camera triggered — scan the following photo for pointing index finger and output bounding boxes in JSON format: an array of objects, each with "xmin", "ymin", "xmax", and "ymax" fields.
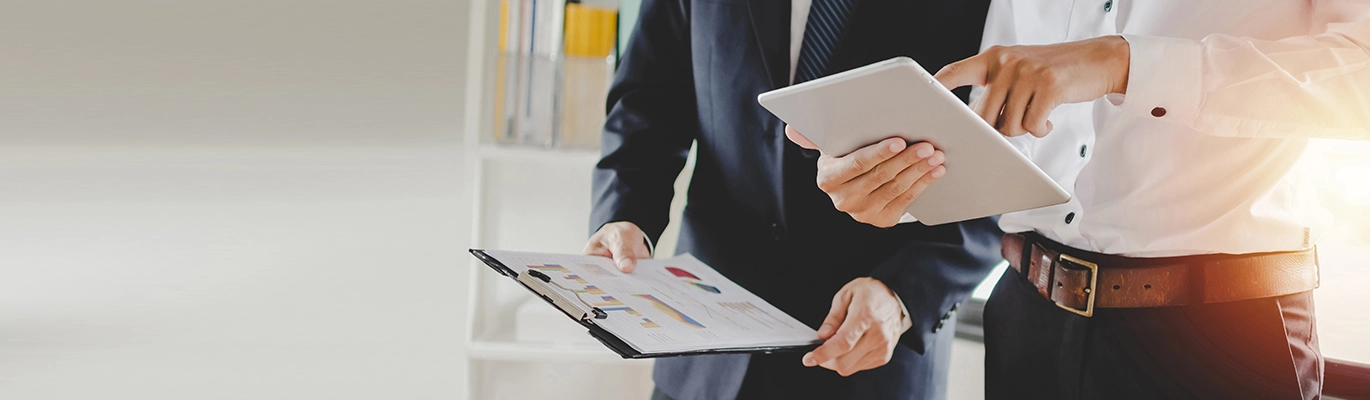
[
  {"xmin": 803, "ymin": 316, "xmax": 865, "ymax": 368},
  {"xmin": 934, "ymin": 53, "xmax": 990, "ymax": 91}
]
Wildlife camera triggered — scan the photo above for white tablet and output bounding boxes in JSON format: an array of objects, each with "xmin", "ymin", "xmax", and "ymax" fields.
[{"xmin": 757, "ymin": 57, "xmax": 1069, "ymax": 226}]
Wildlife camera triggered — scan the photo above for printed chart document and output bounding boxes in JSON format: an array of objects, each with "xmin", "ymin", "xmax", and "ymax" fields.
[{"xmin": 471, "ymin": 249, "xmax": 821, "ymax": 358}]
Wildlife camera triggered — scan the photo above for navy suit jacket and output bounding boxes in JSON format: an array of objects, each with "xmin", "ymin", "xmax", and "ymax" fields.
[{"xmin": 590, "ymin": 0, "xmax": 1000, "ymax": 399}]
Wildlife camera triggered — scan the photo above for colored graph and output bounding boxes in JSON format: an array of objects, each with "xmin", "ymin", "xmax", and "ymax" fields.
[
  {"xmin": 593, "ymin": 296, "xmax": 624, "ymax": 307},
  {"xmin": 691, "ymin": 282, "xmax": 721, "ymax": 294},
  {"xmin": 572, "ymin": 285, "xmax": 606, "ymax": 295},
  {"xmin": 663, "ymin": 266, "xmax": 720, "ymax": 294},
  {"xmin": 600, "ymin": 306, "xmax": 643, "ymax": 316},
  {"xmin": 563, "ymin": 274, "xmax": 589, "ymax": 284},
  {"xmin": 665, "ymin": 266, "xmax": 700, "ymax": 280},
  {"xmin": 528, "ymin": 264, "xmax": 570, "ymax": 273},
  {"xmin": 632, "ymin": 294, "xmax": 706, "ymax": 329},
  {"xmin": 595, "ymin": 296, "xmax": 657, "ymax": 327},
  {"xmin": 580, "ymin": 263, "xmax": 617, "ymax": 277}
]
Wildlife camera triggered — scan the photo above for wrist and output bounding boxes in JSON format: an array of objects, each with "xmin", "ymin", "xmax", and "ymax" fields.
[
  {"xmin": 867, "ymin": 277, "xmax": 911, "ymax": 333},
  {"xmin": 1105, "ymin": 35, "xmax": 1131, "ymax": 95}
]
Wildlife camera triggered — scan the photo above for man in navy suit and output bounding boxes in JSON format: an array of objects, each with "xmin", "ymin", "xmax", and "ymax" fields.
[{"xmin": 583, "ymin": 0, "xmax": 1000, "ymax": 398}]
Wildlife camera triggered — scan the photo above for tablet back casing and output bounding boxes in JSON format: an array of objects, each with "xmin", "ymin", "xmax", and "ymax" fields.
[{"xmin": 758, "ymin": 57, "xmax": 1070, "ymax": 225}]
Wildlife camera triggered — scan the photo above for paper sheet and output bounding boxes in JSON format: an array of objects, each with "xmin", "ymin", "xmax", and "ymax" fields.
[{"xmin": 483, "ymin": 250, "xmax": 820, "ymax": 354}]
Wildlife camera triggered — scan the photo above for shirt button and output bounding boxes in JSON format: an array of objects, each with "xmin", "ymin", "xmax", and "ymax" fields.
[
  {"xmin": 1065, "ymin": 212, "xmax": 1076, "ymax": 224},
  {"xmin": 1104, "ymin": 0, "xmax": 1113, "ymax": 12},
  {"xmin": 1079, "ymin": 145, "xmax": 1088, "ymax": 158},
  {"xmin": 1151, "ymin": 107, "xmax": 1167, "ymax": 117}
]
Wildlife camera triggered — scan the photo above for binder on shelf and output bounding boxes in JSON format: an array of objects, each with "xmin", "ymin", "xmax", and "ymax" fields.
[
  {"xmin": 470, "ymin": 249, "xmax": 822, "ymax": 359},
  {"xmin": 559, "ymin": 1, "xmax": 616, "ymax": 149},
  {"xmin": 492, "ymin": 0, "xmax": 565, "ymax": 147},
  {"xmin": 492, "ymin": 0, "xmax": 625, "ymax": 150}
]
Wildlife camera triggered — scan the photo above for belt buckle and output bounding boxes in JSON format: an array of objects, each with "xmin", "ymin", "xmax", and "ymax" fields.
[{"xmin": 1054, "ymin": 254, "xmax": 1099, "ymax": 317}]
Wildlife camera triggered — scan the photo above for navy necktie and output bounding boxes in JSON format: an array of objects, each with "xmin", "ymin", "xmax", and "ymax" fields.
[
  {"xmin": 794, "ymin": 0, "xmax": 855, "ymax": 84},
  {"xmin": 789, "ymin": 0, "xmax": 854, "ymax": 159}
]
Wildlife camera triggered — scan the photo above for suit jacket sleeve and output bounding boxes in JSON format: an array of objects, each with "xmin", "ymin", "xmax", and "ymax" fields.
[
  {"xmin": 870, "ymin": 216, "xmax": 1003, "ymax": 354},
  {"xmin": 589, "ymin": 0, "xmax": 699, "ymax": 243}
]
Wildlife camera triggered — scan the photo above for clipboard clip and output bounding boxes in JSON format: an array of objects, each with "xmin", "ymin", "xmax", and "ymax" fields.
[{"xmin": 522, "ymin": 269, "xmax": 608, "ymax": 321}]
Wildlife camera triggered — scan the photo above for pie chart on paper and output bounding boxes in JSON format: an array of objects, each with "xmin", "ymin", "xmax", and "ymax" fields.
[
  {"xmin": 691, "ymin": 282, "xmax": 721, "ymax": 294},
  {"xmin": 666, "ymin": 266, "xmax": 700, "ymax": 280},
  {"xmin": 666, "ymin": 266, "xmax": 722, "ymax": 294}
]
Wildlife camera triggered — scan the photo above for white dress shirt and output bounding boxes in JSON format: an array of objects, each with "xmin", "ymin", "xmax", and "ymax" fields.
[{"xmin": 981, "ymin": 0, "xmax": 1370, "ymax": 257}]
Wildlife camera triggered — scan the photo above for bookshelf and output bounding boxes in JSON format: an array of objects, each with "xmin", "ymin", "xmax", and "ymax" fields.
[{"xmin": 460, "ymin": 0, "xmax": 664, "ymax": 398}]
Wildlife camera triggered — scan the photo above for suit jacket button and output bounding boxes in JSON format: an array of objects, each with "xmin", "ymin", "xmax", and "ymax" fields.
[{"xmin": 771, "ymin": 223, "xmax": 784, "ymax": 241}]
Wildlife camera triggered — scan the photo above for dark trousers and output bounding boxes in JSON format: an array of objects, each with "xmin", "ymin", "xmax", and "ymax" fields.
[{"xmin": 984, "ymin": 267, "xmax": 1324, "ymax": 399}]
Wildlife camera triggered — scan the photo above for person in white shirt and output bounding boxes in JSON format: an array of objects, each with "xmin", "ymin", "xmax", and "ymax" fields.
[{"xmin": 788, "ymin": 0, "xmax": 1370, "ymax": 398}]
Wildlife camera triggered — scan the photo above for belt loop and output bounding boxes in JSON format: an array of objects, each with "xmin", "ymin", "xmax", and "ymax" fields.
[{"xmin": 1017, "ymin": 233, "xmax": 1034, "ymax": 276}]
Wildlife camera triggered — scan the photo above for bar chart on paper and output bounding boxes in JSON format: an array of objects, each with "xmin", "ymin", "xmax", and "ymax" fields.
[
  {"xmin": 476, "ymin": 250, "xmax": 821, "ymax": 354},
  {"xmin": 632, "ymin": 294, "xmax": 706, "ymax": 329}
]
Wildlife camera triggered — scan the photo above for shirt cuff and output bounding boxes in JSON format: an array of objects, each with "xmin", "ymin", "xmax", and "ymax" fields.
[
  {"xmin": 1109, "ymin": 34, "xmax": 1205, "ymax": 127},
  {"xmin": 897, "ymin": 213, "xmax": 918, "ymax": 224}
]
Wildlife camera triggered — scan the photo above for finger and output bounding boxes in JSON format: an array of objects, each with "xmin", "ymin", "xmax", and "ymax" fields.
[
  {"xmin": 862, "ymin": 148, "xmax": 943, "ymax": 210},
  {"xmin": 606, "ymin": 231, "xmax": 638, "ymax": 273},
  {"xmin": 934, "ymin": 53, "xmax": 990, "ymax": 90},
  {"xmin": 837, "ymin": 343, "xmax": 893, "ymax": 377},
  {"xmin": 804, "ymin": 314, "xmax": 866, "ymax": 368},
  {"xmin": 1022, "ymin": 91, "xmax": 1059, "ymax": 137},
  {"xmin": 817, "ymin": 289, "xmax": 854, "ymax": 340},
  {"xmin": 833, "ymin": 142, "xmax": 930, "ymax": 203},
  {"xmin": 878, "ymin": 164, "xmax": 945, "ymax": 217},
  {"xmin": 785, "ymin": 125, "xmax": 820, "ymax": 150},
  {"xmin": 999, "ymin": 85, "xmax": 1033, "ymax": 137},
  {"xmin": 818, "ymin": 138, "xmax": 906, "ymax": 187},
  {"xmin": 975, "ymin": 69, "xmax": 1010, "ymax": 129},
  {"xmin": 827, "ymin": 338, "xmax": 886, "ymax": 377}
]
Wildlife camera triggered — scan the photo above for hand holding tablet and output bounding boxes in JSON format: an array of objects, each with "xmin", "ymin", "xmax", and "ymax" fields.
[
  {"xmin": 758, "ymin": 57, "xmax": 1070, "ymax": 226},
  {"xmin": 786, "ymin": 128, "xmax": 946, "ymax": 228}
]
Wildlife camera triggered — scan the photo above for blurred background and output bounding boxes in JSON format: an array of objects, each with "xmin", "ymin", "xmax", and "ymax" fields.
[{"xmin": 0, "ymin": 1, "xmax": 1365, "ymax": 399}]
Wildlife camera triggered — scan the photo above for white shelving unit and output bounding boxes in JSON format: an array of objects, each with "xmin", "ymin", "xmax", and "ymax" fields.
[{"xmin": 459, "ymin": 0, "xmax": 680, "ymax": 398}]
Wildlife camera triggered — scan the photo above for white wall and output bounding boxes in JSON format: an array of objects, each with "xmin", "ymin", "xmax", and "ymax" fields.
[
  {"xmin": 0, "ymin": 1, "xmax": 475, "ymax": 399},
  {"xmin": 0, "ymin": 0, "xmax": 466, "ymax": 147}
]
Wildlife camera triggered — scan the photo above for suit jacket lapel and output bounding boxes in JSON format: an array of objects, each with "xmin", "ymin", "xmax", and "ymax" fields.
[{"xmin": 746, "ymin": 0, "xmax": 793, "ymax": 224}]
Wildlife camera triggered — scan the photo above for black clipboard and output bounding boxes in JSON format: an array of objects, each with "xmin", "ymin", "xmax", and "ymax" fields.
[{"xmin": 470, "ymin": 249, "xmax": 821, "ymax": 359}]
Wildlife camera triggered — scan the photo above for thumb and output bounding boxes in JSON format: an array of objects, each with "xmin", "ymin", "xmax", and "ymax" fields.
[
  {"xmin": 785, "ymin": 125, "xmax": 820, "ymax": 150},
  {"xmin": 818, "ymin": 289, "xmax": 853, "ymax": 339},
  {"xmin": 934, "ymin": 55, "xmax": 989, "ymax": 91},
  {"xmin": 608, "ymin": 234, "xmax": 638, "ymax": 273}
]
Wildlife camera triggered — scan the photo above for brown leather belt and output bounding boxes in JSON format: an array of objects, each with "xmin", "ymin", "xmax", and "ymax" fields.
[{"xmin": 1001, "ymin": 232, "xmax": 1319, "ymax": 317}]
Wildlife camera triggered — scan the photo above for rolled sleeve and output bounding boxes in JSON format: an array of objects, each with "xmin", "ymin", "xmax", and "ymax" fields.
[{"xmin": 1111, "ymin": 34, "xmax": 1205, "ymax": 127}]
